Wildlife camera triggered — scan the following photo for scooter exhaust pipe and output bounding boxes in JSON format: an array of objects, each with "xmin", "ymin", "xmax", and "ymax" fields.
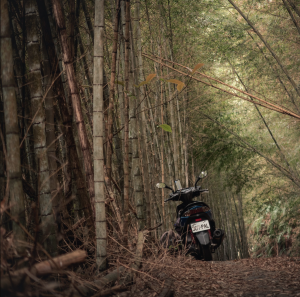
[
  {"xmin": 213, "ymin": 229, "xmax": 223, "ymax": 238},
  {"xmin": 212, "ymin": 229, "xmax": 225, "ymax": 247}
]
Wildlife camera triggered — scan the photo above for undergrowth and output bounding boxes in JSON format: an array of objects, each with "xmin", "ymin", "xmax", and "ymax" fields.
[{"xmin": 248, "ymin": 196, "xmax": 300, "ymax": 258}]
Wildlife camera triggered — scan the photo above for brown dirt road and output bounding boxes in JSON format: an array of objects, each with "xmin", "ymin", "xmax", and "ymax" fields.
[{"xmin": 131, "ymin": 256, "xmax": 300, "ymax": 297}]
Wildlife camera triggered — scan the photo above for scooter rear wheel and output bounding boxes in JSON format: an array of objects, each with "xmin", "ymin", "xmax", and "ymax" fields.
[{"xmin": 201, "ymin": 244, "xmax": 212, "ymax": 261}]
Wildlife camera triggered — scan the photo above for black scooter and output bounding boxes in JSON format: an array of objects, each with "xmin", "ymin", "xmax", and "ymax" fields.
[{"xmin": 156, "ymin": 171, "xmax": 225, "ymax": 261}]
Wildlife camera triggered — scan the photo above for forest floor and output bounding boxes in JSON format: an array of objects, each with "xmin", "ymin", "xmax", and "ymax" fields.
[
  {"xmin": 130, "ymin": 255, "xmax": 300, "ymax": 297},
  {"xmin": 2, "ymin": 229, "xmax": 300, "ymax": 296}
]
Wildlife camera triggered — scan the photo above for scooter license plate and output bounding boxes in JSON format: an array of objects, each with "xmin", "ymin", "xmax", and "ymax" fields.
[{"xmin": 191, "ymin": 220, "xmax": 210, "ymax": 233}]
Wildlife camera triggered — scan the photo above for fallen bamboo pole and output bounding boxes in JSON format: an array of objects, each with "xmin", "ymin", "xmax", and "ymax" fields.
[
  {"xmin": 75, "ymin": 266, "xmax": 126, "ymax": 296},
  {"xmin": 1, "ymin": 250, "xmax": 87, "ymax": 292},
  {"xmin": 91, "ymin": 285, "xmax": 128, "ymax": 297}
]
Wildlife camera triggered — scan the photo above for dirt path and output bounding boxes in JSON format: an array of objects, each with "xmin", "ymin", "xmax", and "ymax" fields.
[
  {"xmin": 132, "ymin": 256, "xmax": 300, "ymax": 297},
  {"xmin": 178, "ymin": 258, "xmax": 300, "ymax": 296}
]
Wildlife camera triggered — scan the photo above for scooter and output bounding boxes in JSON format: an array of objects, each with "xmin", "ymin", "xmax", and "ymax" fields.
[{"xmin": 156, "ymin": 171, "xmax": 225, "ymax": 261}]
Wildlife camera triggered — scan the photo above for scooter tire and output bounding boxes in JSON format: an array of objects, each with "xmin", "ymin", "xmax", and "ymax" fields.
[{"xmin": 201, "ymin": 244, "xmax": 212, "ymax": 261}]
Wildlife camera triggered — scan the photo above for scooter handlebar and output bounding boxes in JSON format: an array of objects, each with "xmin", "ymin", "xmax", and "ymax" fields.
[{"xmin": 164, "ymin": 187, "xmax": 208, "ymax": 202}]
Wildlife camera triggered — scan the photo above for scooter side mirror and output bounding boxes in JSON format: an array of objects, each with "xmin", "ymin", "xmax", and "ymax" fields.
[
  {"xmin": 156, "ymin": 182, "xmax": 175, "ymax": 193},
  {"xmin": 156, "ymin": 183, "xmax": 166, "ymax": 189},
  {"xmin": 199, "ymin": 171, "xmax": 207, "ymax": 178},
  {"xmin": 195, "ymin": 170, "xmax": 208, "ymax": 188}
]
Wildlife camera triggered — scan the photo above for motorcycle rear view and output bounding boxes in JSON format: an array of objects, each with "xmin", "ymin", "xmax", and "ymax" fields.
[{"xmin": 156, "ymin": 171, "xmax": 225, "ymax": 261}]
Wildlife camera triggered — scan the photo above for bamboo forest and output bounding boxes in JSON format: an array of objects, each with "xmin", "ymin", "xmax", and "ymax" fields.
[{"xmin": 1, "ymin": 0, "xmax": 300, "ymax": 296}]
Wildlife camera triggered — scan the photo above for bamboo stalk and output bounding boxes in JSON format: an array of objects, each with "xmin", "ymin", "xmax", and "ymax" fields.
[
  {"xmin": 122, "ymin": 0, "xmax": 131, "ymax": 245},
  {"xmin": 130, "ymin": 7, "xmax": 146, "ymax": 230},
  {"xmin": 107, "ymin": 0, "xmax": 120, "ymax": 186},
  {"xmin": 52, "ymin": 0, "xmax": 95, "ymax": 216},
  {"xmin": 0, "ymin": 0, "xmax": 26, "ymax": 245},
  {"xmin": 25, "ymin": 0, "xmax": 57, "ymax": 255},
  {"xmin": 93, "ymin": 0, "xmax": 107, "ymax": 270},
  {"xmin": 41, "ymin": 39, "xmax": 63, "ymax": 235}
]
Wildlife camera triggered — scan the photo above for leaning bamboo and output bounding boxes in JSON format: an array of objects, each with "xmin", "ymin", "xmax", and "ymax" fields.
[
  {"xmin": 51, "ymin": 0, "xmax": 95, "ymax": 215},
  {"xmin": 37, "ymin": 0, "xmax": 94, "ymax": 229},
  {"xmin": 143, "ymin": 54, "xmax": 300, "ymax": 120}
]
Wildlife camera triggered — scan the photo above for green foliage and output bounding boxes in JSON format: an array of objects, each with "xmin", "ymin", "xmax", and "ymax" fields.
[
  {"xmin": 141, "ymin": 0, "xmax": 300, "ymax": 257},
  {"xmin": 176, "ymin": 0, "xmax": 300, "ymax": 257},
  {"xmin": 249, "ymin": 196, "xmax": 300, "ymax": 257},
  {"xmin": 159, "ymin": 124, "xmax": 172, "ymax": 133}
]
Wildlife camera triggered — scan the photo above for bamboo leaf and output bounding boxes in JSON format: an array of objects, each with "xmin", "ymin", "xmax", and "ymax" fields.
[
  {"xmin": 135, "ymin": 81, "xmax": 148, "ymax": 88},
  {"xmin": 191, "ymin": 63, "xmax": 204, "ymax": 74},
  {"xmin": 146, "ymin": 73, "xmax": 157, "ymax": 82},
  {"xmin": 159, "ymin": 124, "xmax": 172, "ymax": 133},
  {"xmin": 177, "ymin": 82, "xmax": 185, "ymax": 92},
  {"xmin": 167, "ymin": 79, "xmax": 184, "ymax": 85},
  {"xmin": 166, "ymin": 79, "xmax": 185, "ymax": 92},
  {"xmin": 116, "ymin": 80, "xmax": 125, "ymax": 86}
]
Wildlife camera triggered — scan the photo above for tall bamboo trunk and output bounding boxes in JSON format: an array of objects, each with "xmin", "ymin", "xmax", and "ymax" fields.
[
  {"xmin": 116, "ymin": 41, "xmax": 124, "ymax": 213},
  {"xmin": 159, "ymin": 46, "xmax": 166, "ymax": 230},
  {"xmin": 135, "ymin": 1, "xmax": 156, "ymax": 229},
  {"xmin": 82, "ymin": 0, "xmax": 94, "ymax": 40},
  {"xmin": 25, "ymin": 0, "xmax": 57, "ymax": 255},
  {"xmin": 51, "ymin": 0, "xmax": 95, "ymax": 215},
  {"xmin": 10, "ymin": 17, "xmax": 35, "ymax": 192},
  {"xmin": 122, "ymin": 0, "xmax": 131, "ymax": 245},
  {"xmin": 129, "ymin": 8, "xmax": 147, "ymax": 230},
  {"xmin": 184, "ymin": 90, "xmax": 189, "ymax": 187},
  {"xmin": 37, "ymin": 0, "xmax": 94, "ymax": 228},
  {"xmin": 238, "ymin": 192, "xmax": 249, "ymax": 258},
  {"xmin": 0, "ymin": 0, "xmax": 26, "ymax": 246},
  {"xmin": 43, "ymin": 0, "xmax": 69, "ymax": 103},
  {"xmin": 93, "ymin": 0, "xmax": 107, "ymax": 270},
  {"xmin": 57, "ymin": 93, "xmax": 95, "ymax": 231},
  {"xmin": 167, "ymin": 77, "xmax": 179, "ymax": 179},
  {"xmin": 41, "ymin": 39, "xmax": 62, "ymax": 234},
  {"xmin": 107, "ymin": 0, "xmax": 120, "ymax": 186}
]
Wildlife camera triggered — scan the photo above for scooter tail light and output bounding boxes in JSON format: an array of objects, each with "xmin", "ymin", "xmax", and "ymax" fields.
[{"xmin": 183, "ymin": 206, "xmax": 210, "ymax": 217}]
